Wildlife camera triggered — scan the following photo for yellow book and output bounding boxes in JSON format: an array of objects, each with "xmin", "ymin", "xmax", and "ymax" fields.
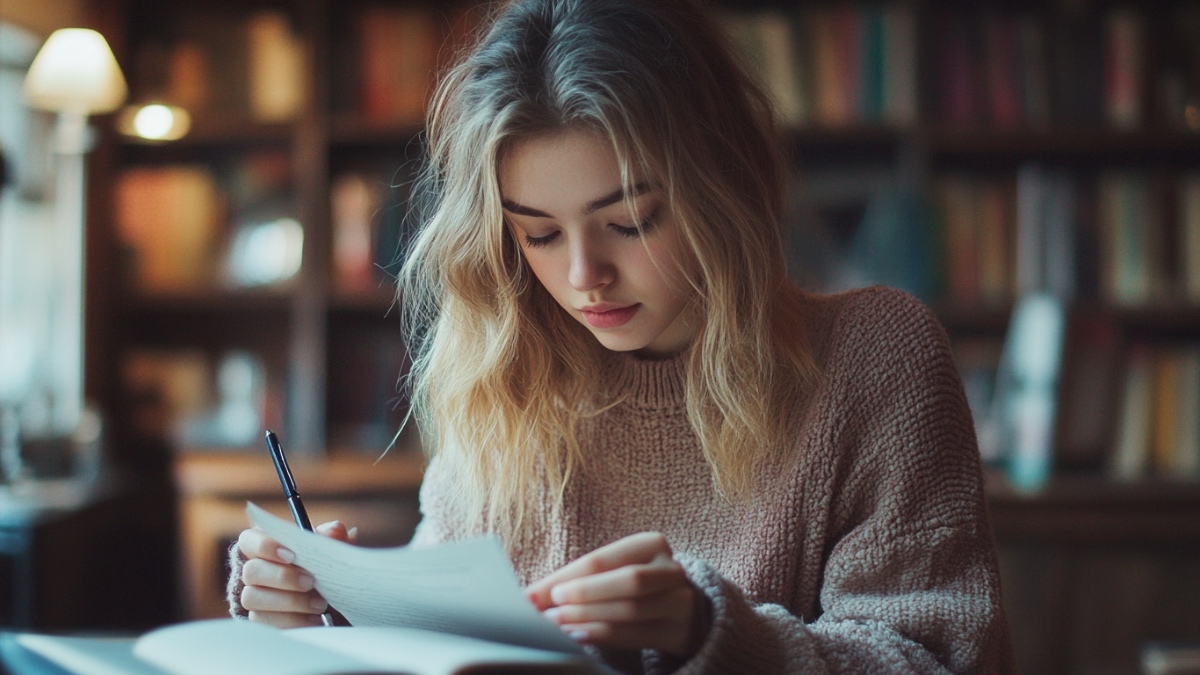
[{"xmin": 1151, "ymin": 350, "xmax": 1182, "ymax": 474}]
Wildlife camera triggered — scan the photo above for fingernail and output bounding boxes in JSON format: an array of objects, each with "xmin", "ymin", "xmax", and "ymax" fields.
[
  {"xmin": 550, "ymin": 585, "xmax": 569, "ymax": 604},
  {"xmin": 543, "ymin": 607, "xmax": 562, "ymax": 623},
  {"xmin": 277, "ymin": 547, "xmax": 295, "ymax": 564},
  {"xmin": 310, "ymin": 597, "xmax": 328, "ymax": 611},
  {"xmin": 567, "ymin": 629, "xmax": 589, "ymax": 642},
  {"xmin": 297, "ymin": 574, "xmax": 314, "ymax": 591},
  {"xmin": 347, "ymin": 527, "xmax": 358, "ymax": 540}
]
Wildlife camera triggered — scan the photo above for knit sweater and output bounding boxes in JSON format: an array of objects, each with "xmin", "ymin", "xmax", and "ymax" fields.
[{"xmin": 229, "ymin": 286, "xmax": 1014, "ymax": 673}]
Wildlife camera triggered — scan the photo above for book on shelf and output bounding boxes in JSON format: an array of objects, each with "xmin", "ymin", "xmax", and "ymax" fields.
[
  {"xmin": 115, "ymin": 165, "xmax": 223, "ymax": 292},
  {"xmin": 1181, "ymin": 174, "xmax": 1200, "ymax": 302},
  {"xmin": 327, "ymin": 327, "xmax": 410, "ymax": 452},
  {"xmin": 719, "ymin": 4, "xmax": 916, "ymax": 130},
  {"xmin": 330, "ymin": 166, "xmax": 419, "ymax": 290},
  {"xmin": 1111, "ymin": 344, "xmax": 1155, "ymax": 480},
  {"xmin": 933, "ymin": 11, "xmax": 982, "ymax": 128},
  {"xmin": 1055, "ymin": 313, "xmax": 1123, "ymax": 472},
  {"xmin": 1103, "ymin": 9, "xmax": 1144, "ymax": 130},
  {"xmin": 246, "ymin": 11, "xmax": 306, "ymax": 123},
  {"xmin": 360, "ymin": 5, "xmax": 439, "ymax": 125},
  {"xmin": 880, "ymin": 6, "xmax": 917, "ymax": 127},
  {"xmin": 1049, "ymin": 8, "xmax": 1105, "ymax": 127},
  {"xmin": 926, "ymin": 7, "xmax": 1149, "ymax": 130},
  {"xmin": 1097, "ymin": 171, "xmax": 1170, "ymax": 306},
  {"xmin": 1110, "ymin": 344, "xmax": 1200, "ymax": 481},
  {"xmin": 14, "ymin": 504, "xmax": 602, "ymax": 675},
  {"xmin": 984, "ymin": 13, "xmax": 1022, "ymax": 129},
  {"xmin": 935, "ymin": 177, "xmax": 984, "ymax": 305},
  {"xmin": 932, "ymin": 174, "xmax": 1016, "ymax": 305},
  {"xmin": 331, "ymin": 173, "xmax": 379, "ymax": 292}
]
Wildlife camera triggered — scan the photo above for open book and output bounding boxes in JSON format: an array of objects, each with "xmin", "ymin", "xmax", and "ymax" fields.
[
  {"xmin": 16, "ymin": 503, "xmax": 609, "ymax": 675},
  {"xmin": 17, "ymin": 621, "xmax": 604, "ymax": 675}
]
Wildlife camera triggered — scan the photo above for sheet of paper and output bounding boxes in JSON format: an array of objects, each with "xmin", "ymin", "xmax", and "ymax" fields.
[{"xmin": 247, "ymin": 503, "xmax": 584, "ymax": 656}]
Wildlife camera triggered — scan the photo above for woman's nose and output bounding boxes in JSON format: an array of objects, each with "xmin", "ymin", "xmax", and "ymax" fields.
[{"xmin": 568, "ymin": 240, "xmax": 615, "ymax": 291}]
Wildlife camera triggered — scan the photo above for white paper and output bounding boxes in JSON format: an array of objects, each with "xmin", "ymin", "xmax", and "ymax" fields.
[{"xmin": 247, "ymin": 503, "xmax": 584, "ymax": 655}]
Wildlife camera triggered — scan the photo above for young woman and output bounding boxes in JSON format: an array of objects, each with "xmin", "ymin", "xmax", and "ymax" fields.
[{"xmin": 230, "ymin": 0, "xmax": 1013, "ymax": 671}]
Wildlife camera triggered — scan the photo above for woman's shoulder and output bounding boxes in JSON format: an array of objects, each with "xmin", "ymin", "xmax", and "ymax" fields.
[
  {"xmin": 794, "ymin": 285, "xmax": 950, "ymax": 373},
  {"xmin": 797, "ymin": 285, "xmax": 943, "ymax": 343}
]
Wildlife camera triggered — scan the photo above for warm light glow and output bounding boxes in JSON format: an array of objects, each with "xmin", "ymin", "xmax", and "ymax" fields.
[
  {"xmin": 22, "ymin": 28, "xmax": 127, "ymax": 114},
  {"xmin": 134, "ymin": 104, "xmax": 174, "ymax": 138},
  {"xmin": 116, "ymin": 103, "xmax": 192, "ymax": 141}
]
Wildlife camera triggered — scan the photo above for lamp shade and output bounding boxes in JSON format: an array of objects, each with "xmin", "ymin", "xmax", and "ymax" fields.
[{"xmin": 22, "ymin": 28, "xmax": 127, "ymax": 114}]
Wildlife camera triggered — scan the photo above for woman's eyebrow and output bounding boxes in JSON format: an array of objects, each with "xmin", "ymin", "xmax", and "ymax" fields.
[{"xmin": 501, "ymin": 182, "xmax": 651, "ymax": 218}]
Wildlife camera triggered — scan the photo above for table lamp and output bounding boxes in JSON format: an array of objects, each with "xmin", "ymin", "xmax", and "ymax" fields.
[{"xmin": 19, "ymin": 28, "xmax": 126, "ymax": 463}]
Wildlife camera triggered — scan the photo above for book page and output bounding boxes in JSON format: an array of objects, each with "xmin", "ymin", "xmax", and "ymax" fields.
[
  {"xmin": 247, "ymin": 503, "xmax": 585, "ymax": 656},
  {"xmin": 293, "ymin": 627, "xmax": 600, "ymax": 675},
  {"xmin": 131, "ymin": 620, "xmax": 382, "ymax": 675}
]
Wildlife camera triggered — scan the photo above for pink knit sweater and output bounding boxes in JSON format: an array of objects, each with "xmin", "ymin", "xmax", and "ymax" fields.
[{"xmin": 230, "ymin": 286, "xmax": 1013, "ymax": 673}]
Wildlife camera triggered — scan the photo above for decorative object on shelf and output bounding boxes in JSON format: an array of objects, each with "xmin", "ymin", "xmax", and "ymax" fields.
[
  {"xmin": 987, "ymin": 293, "xmax": 1067, "ymax": 492},
  {"xmin": 17, "ymin": 27, "xmax": 125, "ymax": 478}
]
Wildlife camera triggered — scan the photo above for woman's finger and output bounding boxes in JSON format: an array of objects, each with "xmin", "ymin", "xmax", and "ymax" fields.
[
  {"xmin": 558, "ymin": 618, "xmax": 687, "ymax": 653},
  {"xmin": 247, "ymin": 610, "xmax": 322, "ymax": 629},
  {"xmin": 236, "ymin": 527, "xmax": 296, "ymax": 565},
  {"xmin": 548, "ymin": 561, "xmax": 687, "ymax": 605},
  {"xmin": 241, "ymin": 558, "xmax": 316, "ymax": 592},
  {"xmin": 545, "ymin": 587, "xmax": 693, "ymax": 624},
  {"xmin": 527, "ymin": 532, "xmax": 673, "ymax": 607},
  {"xmin": 240, "ymin": 584, "xmax": 328, "ymax": 615}
]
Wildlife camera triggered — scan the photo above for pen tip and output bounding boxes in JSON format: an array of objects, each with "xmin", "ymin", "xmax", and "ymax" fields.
[{"xmin": 265, "ymin": 429, "xmax": 274, "ymax": 438}]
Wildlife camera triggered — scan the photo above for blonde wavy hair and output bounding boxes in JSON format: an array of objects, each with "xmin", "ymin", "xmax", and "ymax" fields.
[{"xmin": 399, "ymin": 0, "xmax": 819, "ymax": 536}]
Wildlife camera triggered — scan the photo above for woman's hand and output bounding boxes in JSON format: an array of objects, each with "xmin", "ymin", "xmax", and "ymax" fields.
[
  {"xmin": 525, "ymin": 532, "xmax": 708, "ymax": 658},
  {"xmin": 235, "ymin": 520, "xmax": 356, "ymax": 628}
]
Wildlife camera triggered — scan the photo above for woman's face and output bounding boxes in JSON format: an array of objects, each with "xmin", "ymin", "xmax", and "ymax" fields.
[{"xmin": 499, "ymin": 130, "xmax": 698, "ymax": 358}]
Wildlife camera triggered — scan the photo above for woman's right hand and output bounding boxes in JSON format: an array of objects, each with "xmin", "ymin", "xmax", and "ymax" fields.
[{"xmin": 235, "ymin": 520, "xmax": 356, "ymax": 628}]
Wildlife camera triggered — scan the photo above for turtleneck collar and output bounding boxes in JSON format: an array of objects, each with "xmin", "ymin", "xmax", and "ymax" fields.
[{"xmin": 598, "ymin": 348, "xmax": 689, "ymax": 410}]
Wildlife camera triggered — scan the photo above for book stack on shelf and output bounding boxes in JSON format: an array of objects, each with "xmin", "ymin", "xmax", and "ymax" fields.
[
  {"xmin": 718, "ymin": 4, "xmax": 918, "ymax": 129},
  {"xmin": 96, "ymin": 0, "xmax": 489, "ymax": 457}
]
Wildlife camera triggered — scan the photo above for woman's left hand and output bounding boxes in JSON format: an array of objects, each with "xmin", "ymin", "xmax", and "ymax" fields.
[{"xmin": 525, "ymin": 532, "xmax": 707, "ymax": 658}]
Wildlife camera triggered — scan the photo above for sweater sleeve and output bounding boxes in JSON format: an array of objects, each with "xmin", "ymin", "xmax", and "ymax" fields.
[
  {"xmin": 645, "ymin": 288, "xmax": 1012, "ymax": 674},
  {"xmin": 227, "ymin": 542, "xmax": 250, "ymax": 619}
]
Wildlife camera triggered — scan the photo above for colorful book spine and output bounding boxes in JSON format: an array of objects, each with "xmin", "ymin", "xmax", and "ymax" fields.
[
  {"xmin": 1103, "ymin": 9, "xmax": 1144, "ymax": 130},
  {"xmin": 881, "ymin": 6, "xmax": 917, "ymax": 127},
  {"xmin": 1181, "ymin": 175, "xmax": 1200, "ymax": 302}
]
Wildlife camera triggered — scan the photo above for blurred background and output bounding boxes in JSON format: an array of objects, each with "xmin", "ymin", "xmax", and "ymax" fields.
[{"xmin": 0, "ymin": 0, "xmax": 1197, "ymax": 673}]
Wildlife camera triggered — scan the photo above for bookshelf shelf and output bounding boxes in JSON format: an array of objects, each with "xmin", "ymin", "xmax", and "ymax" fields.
[
  {"xmin": 120, "ymin": 119, "xmax": 296, "ymax": 150},
  {"xmin": 119, "ymin": 289, "xmax": 297, "ymax": 315},
  {"xmin": 932, "ymin": 304, "xmax": 1014, "ymax": 336},
  {"xmin": 988, "ymin": 476, "xmax": 1200, "ymax": 543},
  {"xmin": 328, "ymin": 288, "xmax": 398, "ymax": 314},
  {"xmin": 329, "ymin": 115, "xmax": 423, "ymax": 148},
  {"xmin": 928, "ymin": 128, "xmax": 1200, "ymax": 163}
]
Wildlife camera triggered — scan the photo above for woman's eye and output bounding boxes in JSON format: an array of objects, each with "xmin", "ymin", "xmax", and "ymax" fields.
[
  {"xmin": 523, "ymin": 231, "xmax": 559, "ymax": 248},
  {"xmin": 612, "ymin": 208, "xmax": 662, "ymax": 239}
]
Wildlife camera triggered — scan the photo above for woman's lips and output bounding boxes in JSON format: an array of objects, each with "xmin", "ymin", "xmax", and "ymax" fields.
[{"xmin": 581, "ymin": 304, "xmax": 640, "ymax": 328}]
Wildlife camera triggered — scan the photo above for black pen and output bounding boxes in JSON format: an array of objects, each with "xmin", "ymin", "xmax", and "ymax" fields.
[{"xmin": 264, "ymin": 429, "xmax": 335, "ymax": 627}]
